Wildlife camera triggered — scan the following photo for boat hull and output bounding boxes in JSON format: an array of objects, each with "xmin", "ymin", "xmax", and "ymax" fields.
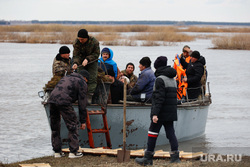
[{"xmin": 44, "ymin": 102, "xmax": 209, "ymax": 149}]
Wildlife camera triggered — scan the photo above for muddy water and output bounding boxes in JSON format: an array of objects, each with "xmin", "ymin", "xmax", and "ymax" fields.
[{"xmin": 0, "ymin": 40, "xmax": 250, "ymax": 163}]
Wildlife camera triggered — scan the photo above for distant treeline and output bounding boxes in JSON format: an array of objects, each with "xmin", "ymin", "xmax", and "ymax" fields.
[{"xmin": 1, "ymin": 20, "xmax": 250, "ymax": 26}]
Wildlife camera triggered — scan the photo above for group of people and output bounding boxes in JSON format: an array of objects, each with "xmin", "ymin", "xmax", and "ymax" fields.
[
  {"xmin": 45, "ymin": 28, "xmax": 207, "ymax": 164},
  {"xmin": 173, "ymin": 45, "xmax": 207, "ymax": 102}
]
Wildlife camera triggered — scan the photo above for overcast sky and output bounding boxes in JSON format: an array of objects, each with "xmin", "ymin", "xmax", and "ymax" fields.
[{"xmin": 0, "ymin": 0, "xmax": 249, "ymax": 23}]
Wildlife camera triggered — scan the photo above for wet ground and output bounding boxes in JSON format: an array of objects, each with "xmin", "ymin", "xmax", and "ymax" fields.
[{"xmin": 1, "ymin": 153, "xmax": 250, "ymax": 167}]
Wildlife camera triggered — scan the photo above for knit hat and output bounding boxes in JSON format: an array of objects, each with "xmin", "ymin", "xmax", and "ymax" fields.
[
  {"xmin": 154, "ymin": 56, "xmax": 168, "ymax": 69},
  {"xmin": 190, "ymin": 51, "xmax": 200, "ymax": 59},
  {"xmin": 78, "ymin": 69, "xmax": 90, "ymax": 81},
  {"xmin": 126, "ymin": 62, "xmax": 135, "ymax": 70},
  {"xmin": 101, "ymin": 47, "xmax": 110, "ymax": 55},
  {"xmin": 139, "ymin": 57, "xmax": 151, "ymax": 68},
  {"xmin": 77, "ymin": 29, "xmax": 89, "ymax": 38},
  {"xmin": 59, "ymin": 46, "xmax": 70, "ymax": 54}
]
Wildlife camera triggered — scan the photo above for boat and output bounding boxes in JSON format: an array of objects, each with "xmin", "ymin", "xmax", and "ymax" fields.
[{"xmin": 40, "ymin": 82, "xmax": 212, "ymax": 150}]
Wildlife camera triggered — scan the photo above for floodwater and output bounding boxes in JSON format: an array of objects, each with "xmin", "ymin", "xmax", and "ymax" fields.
[{"xmin": 0, "ymin": 39, "xmax": 250, "ymax": 164}]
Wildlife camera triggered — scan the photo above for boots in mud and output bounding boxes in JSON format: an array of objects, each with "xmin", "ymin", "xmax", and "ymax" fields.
[
  {"xmin": 170, "ymin": 151, "xmax": 181, "ymax": 163},
  {"xmin": 135, "ymin": 150, "xmax": 154, "ymax": 166}
]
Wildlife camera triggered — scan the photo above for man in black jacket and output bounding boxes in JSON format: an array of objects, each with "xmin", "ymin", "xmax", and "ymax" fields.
[
  {"xmin": 106, "ymin": 69, "xmax": 124, "ymax": 104},
  {"xmin": 48, "ymin": 70, "xmax": 89, "ymax": 158},
  {"xmin": 135, "ymin": 56, "xmax": 180, "ymax": 166},
  {"xmin": 179, "ymin": 50, "xmax": 205, "ymax": 100}
]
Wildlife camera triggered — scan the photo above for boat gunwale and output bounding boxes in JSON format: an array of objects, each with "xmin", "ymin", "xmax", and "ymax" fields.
[{"xmin": 42, "ymin": 98, "xmax": 211, "ymax": 108}]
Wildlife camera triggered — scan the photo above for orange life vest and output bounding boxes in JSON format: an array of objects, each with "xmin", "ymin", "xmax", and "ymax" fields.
[{"xmin": 173, "ymin": 55, "xmax": 190, "ymax": 99}]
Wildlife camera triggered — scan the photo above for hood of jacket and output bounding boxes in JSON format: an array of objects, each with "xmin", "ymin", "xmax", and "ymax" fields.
[
  {"xmin": 56, "ymin": 53, "xmax": 71, "ymax": 62},
  {"xmin": 198, "ymin": 56, "xmax": 206, "ymax": 66},
  {"xmin": 154, "ymin": 66, "xmax": 176, "ymax": 78},
  {"xmin": 98, "ymin": 48, "xmax": 118, "ymax": 78},
  {"xmin": 99, "ymin": 48, "xmax": 114, "ymax": 62}
]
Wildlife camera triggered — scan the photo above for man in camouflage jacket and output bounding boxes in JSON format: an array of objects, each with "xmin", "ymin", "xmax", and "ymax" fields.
[
  {"xmin": 44, "ymin": 46, "xmax": 74, "ymax": 92},
  {"xmin": 121, "ymin": 62, "xmax": 138, "ymax": 92},
  {"xmin": 47, "ymin": 70, "xmax": 89, "ymax": 157},
  {"xmin": 52, "ymin": 46, "xmax": 72, "ymax": 76},
  {"xmin": 72, "ymin": 29, "xmax": 100, "ymax": 98}
]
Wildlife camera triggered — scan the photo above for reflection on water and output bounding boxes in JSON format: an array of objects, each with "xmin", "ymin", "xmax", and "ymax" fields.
[{"xmin": 0, "ymin": 40, "xmax": 250, "ymax": 163}]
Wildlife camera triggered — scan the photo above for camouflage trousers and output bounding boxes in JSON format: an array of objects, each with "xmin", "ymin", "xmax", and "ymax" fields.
[
  {"xmin": 50, "ymin": 104, "xmax": 79, "ymax": 153},
  {"xmin": 78, "ymin": 61, "xmax": 98, "ymax": 94}
]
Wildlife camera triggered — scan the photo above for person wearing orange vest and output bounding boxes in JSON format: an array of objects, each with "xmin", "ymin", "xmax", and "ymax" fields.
[
  {"xmin": 179, "ymin": 51, "xmax": 205, "ymax": 101},
  {"xmin": 173, "ymin": 45, "xmax": 192, "ymax": 100}
]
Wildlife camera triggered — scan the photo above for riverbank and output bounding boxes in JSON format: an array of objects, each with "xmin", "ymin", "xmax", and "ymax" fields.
[{"xmin": 1, "ymin": 153, "xmax": 250, "ymax": 167}]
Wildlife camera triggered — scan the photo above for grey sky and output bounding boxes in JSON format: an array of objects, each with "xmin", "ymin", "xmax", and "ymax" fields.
[{"xmin": 0, "ymin": 0, "xmax": 249, "ymax": 22}]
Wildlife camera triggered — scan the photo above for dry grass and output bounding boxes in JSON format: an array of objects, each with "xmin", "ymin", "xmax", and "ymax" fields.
[
  {"xmin": 0, "ymin": 24, "xmax": 250, "ymax": 47},
  {"xmin": 131, "ymin": 32, "xmax": 194, "ymax": 42},
  {"xmin": 94, "ymin": 33, "xmax": 122, "ymax": 41},
  {"xmin": 212, "ymin": 34, "xmax": 250, "ymax": 50},
  {"xmin": 1, "ymin": 24, "xmax": 250, "ymax": 33},
  {"xmin": 0, "ymin": 24, "xmax": 165, "ymax": 33},
  {"xmin": 181, "ymin": 26, "xmax": 250, "ymax": 33}
]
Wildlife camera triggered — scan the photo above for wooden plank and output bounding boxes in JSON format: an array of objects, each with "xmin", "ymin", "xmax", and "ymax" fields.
[
  {"xmin": 130, "ymin": 149, "xmax": 144, "ymax": 153},
  {"xmin": 130, "ymin": 151, "xmax": 144, "ymax": 156},
  {"xmin": 19, "ymin": 163, "xmax": 51, "ymax": 167},
  {"xmin": 130, "ymin": 149, "xmax": 144, "ymax": 156},
  {"xmin": 154, "ymin": 152, "xmax": 171, "ymax": 158},
  {"xmin": 155, "ymin": 150, "xmax": 164, "ymax": 153},
  {"xmin": 181, "ymin": 152, "xmax": 206, "ymax": 159},
  {"xmin": 62, "ymin": 147, "xmax": 205, "ymax": 159},
  {"xmin": 62, "ymin": 148, "xmax": 70, "ymax": 152}
]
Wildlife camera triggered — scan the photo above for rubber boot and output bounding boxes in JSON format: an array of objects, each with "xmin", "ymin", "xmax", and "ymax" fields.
[
  {"xmin": 135, "ymin": 150, "xmax": 154, "ymax": 166},
  {"xmin": 170, "ymin": 151, "xmax": 181, "ymax": 163}
]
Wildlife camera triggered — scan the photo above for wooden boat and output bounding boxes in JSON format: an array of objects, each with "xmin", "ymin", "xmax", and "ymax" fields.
[{"xmin": 41, "ymin": 83, "xmax": 211, "ymax": 150}]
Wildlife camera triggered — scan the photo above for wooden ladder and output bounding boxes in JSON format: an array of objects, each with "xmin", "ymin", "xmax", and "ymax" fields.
[{"xmin": 86, "ymin": 108, "xmax": 112, "ymax": 149}]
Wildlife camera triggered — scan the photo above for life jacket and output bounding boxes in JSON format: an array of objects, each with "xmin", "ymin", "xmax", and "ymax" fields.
[{"xmin": 173, "ymin": 55, "xmax": 190, "ymax": 99}]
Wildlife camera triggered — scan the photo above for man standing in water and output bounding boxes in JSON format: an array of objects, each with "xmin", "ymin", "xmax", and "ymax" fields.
[
  {"xmin": 72, "ymin": 29, "xmax": 100, "ymax": 103},
  {"xmin": 48, "ymin": 70, "xmax": 89, "ymax": 158},
  {"xmin": 135, "ymin": 56, "xmax": 180, "ymax": 166}
]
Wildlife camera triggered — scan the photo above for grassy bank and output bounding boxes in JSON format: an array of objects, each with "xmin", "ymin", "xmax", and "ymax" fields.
[
  {"xmin": 0, "ymin": 24, "xmax": 250, "ymax": 49},
  {"xmin": 1, "ymin": 153, "xmax": 250, "ymax": 167},
  {"xmin": 212, "ymin": 34, "xmax": 250, "ymax": 50}
]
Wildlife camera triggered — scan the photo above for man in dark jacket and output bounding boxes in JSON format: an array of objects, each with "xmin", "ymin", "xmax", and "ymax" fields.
[
  {"xmin": 135, "ymin": 56, "xmax": 180, "ymax": 166},
  {"xmin": 106, "ymin": 69, "xmax": 124, "ymax": 104},
  {"xmin": 179, "ymin": 50, "xmax": 205, "ymax": 100},
  {"xmin": 128, "ymin": 57, "xmax": 156, "ymax": 102},
  {"xmin": 48, "ymin": 70, "xmax": 89, "ymax": 158}
]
